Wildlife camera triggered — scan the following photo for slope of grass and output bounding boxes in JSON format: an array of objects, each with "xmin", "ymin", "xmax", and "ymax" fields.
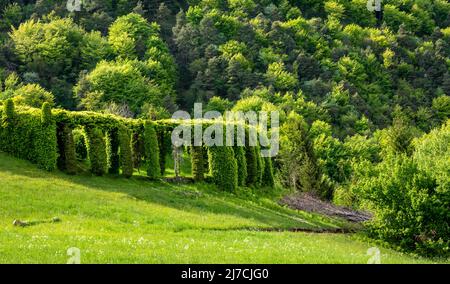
[{"xmin": 0, "ymin": 152, "xmax": 445, "ymax": 264}]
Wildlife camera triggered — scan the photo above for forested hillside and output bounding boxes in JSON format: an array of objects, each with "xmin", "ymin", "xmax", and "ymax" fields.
[{"xmin": 0, "ymin": 0, "xmax": 449, "ymax": 257}]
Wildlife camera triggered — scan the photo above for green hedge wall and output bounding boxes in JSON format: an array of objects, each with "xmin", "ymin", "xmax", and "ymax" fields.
[
  {"xmin": 56, "ymin": 123, "xmax": 77, "ymax": 174},
  {"xmin": 208, "ymin": 146, "xmax": 238, "ymax": 191},
  {"xmin": 144, "ymin": 121, "xmax": 160, "ymax": 180},
  {"xmin": 0, "ymin": 101, "xmax": 57, "ymax": 171},
  {"xmin": 34, "ymin": 103, "xmax": 57, "ymax": 171},
  {"xmin": 234, "ymin": 146, "xmax": 247, "ymax": 186},
  {"xmin": 118, "ymin": 126, "xmax": 133, "ymax": 178},
  {"xmin": 85, "ymin": 126, "xmax": 107, "ymax": 176},
  {"xmin": 191, "ymin": 146, "xmax": 205, "ymax": 181},
  {"xmin": 0, "ymin": 104, "xmax": 276, "ymax": 189}
]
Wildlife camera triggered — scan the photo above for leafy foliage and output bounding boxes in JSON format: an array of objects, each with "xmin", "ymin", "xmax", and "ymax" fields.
[
  {"xmin": 85, "ymin": 126, "xmax": 107, "ymax": 176},
  {"xmin": 191, "ymin": 146, "xmax": 205, "ymax": 181}
]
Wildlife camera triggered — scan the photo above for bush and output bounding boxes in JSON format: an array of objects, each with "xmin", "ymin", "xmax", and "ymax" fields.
[
  {"xmin": 12, "ymin": 84, "xmax": 54, "ymax": 108},
  {"xmin": 262, "ymin": 157, "xmax": 274, "ymax": 187},
  {"xmin": 208, "ymin": 146, "xmax": 238, "ymax": 191},
  {"xmin": 144, "ymin": 121, "xmax": 160, "ymax": 179},
  {"xmin": 1, "ymin": 99, "xmax": 15, "ymax": 153},
  {"xmin": 357, "ymin": 155, "xmax": 449, "ymax": 256},
  {"xmin": 234, "ymin": 146, "xmax": 247, "ymax": 186},
  {"xmin": 85, "ymin": 126, "xmax": 107, "ymax": 176},
  {"xmin": 245, "ymin": 146, "xmax": 257, "ymax": 186},
  {"xmin": 191, "ymin": 146, "xmax": 205, "ymax": 181},
  {"xmin": 255, "ymin": 146, "xmax": 264, "ymax": 185},
  {"xmin": 118, "ymin": 126, "xmax": 133, "ymax": 178},
  {"xmin": 0, "ymin": 100, "xmax": 57, "ymax": 171},
  {"xmin": 106, "ymin": 128, "xmax": 120, "ymax": 174},
  {"xmin": 56, "ymin": 123, "xmax": 77, "ymax": 174},
  {"xmin": 1, "ymin": 99, "xmax": 15, "ymax": 128},
  {"xmin": 33, "ymin": 103, "xmax": 57, "ymax": 171}
]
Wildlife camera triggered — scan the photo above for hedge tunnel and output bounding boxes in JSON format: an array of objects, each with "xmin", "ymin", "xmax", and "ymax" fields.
[{"xmin": 0, "ymin": 101, "xmax": 275, "ymax": 191}]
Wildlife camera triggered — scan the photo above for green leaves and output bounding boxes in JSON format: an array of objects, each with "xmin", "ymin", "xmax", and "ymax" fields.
[
  {"xmin": 85, "ymin": 126, "xmax": 107, "ymax": 176},
  {"xmin": 208, "ymin": 146, "xmax": 238, "ymax": 192},
  {"xmin": 0, "ymin": 100, "xmax": 57, "ymax": 171},
  {"xmin": 266, "ymin": 62, "xmax": 298, "ymax": 92}
]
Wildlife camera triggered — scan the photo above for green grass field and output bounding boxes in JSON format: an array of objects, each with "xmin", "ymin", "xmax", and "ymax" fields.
[{"xmin": 0, "ymin": 152, "xmax": 446, "ymax": 264}]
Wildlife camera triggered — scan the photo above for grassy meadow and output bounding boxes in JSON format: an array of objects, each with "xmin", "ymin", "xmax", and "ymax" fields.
[{"xmin": 0, "ymin": 152, "xmax": 446, "ymax": 264}]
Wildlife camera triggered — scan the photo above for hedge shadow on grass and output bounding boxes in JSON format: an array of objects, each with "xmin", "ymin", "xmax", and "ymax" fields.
[{"xmin": 0, "ymin": 152, "xmax": 334, "ymax": 231}]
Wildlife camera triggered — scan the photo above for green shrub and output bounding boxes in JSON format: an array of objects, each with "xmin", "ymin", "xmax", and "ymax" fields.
[
  {"xmin": 12, "ymin": 84, "xmax": 54, "ymax": 108},
  {"xmin": 2, "ymin": 99, "xmax": 15, "ymax": 127},
  {"xmin": 144, "ymin": 121, "xmax": 160, "ymax": 179},
  {"xmin": 85, "ymin": 126, "xmax": 107, "ymax": 176},
  {"xmin": 41, "ymin": 102, "xmax": 52, "ymax": 124},
  {"xmin": 245, "ymin": 146, "xmax": 257, "ymax": 186},
  {"xmin": 255, "ymin": 146, "xmax": 264, "ymax": 185},
  {"xmin": 118, "ymin": 126, "xmax": 133, "ymax": 178},
  {"xmin": 56, "ymin": 123, "xmax": 77, "ymax": 174},
  {"xmin": 191, "ymin": 146, "xmax": 205, "ymax": 181},
  {"xmin": 262, "ymin": 157, "xmax": 275, "ymax": 187},
  {"xmin": 234, "ymin": 146, "xmax": 247, "ymax": 186},
  {"xmin": 34, "ymin": 103, "xmax": 57, "ymax": 171},
  {"xmin": 106, "ymin": 128, "xmax": 120, "ymax": 174},
  {"xmin": 1, "ymin": 99, "xmax": 15, "ymax": 153},
  {"xmin": 0, "ymin": 101, "xmax": 57, "ymax": 171},
  {"xmin": 359, "ymin": 155, "xmax": 449, "ymax": 256},
  {"xmin": 208, "ymin": 146, "xmax": 238, "ymax": 191}
]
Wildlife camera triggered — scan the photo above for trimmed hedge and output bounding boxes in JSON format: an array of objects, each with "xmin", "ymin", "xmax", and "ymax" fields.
[
  {"xmin": 0, "ymin": 104, "xmax": 275, "ymax": 190},
  {"xmin": 56, "ymin": 123, "xmax": 77, "ymax": 174},
  {"xmin": 255, "ymin": 146, "xmax": 264, "ymax": 185},
  {"xmin": 208, "ymin": 146, "xmax": 238, "ymax": 191},
  {"xmin": 245, "ymin": 146, "xmax": 258, "ymax": 186},
  {"xmin": 118, "ymin": 126, "xmax": 133, "ymax": 178},
  {"xmin": 34, "ymin": 103, "xmax": 57, "ymax": 171},
  {"xmin": 85, "ymin": 126, "xmax": 107, "ymax": 176},
  {"xmin": 144, "ymin": 121, "xmax": 160, "ymax": 180},
  {"xmin": 0, "ymin": 100, "xmax": 57, "ymax": 171},
  {"xmin": 262, "ymin": 157, "xmax": 275, "ymax": 187},
  {"xmin": 106, "ymin": 128, "xmax": 120, "ymax": 174},
  {"xmin": 191, "ymin": 146, "xmax": 205, "ymax": 181},
  {"xmin": 234, "ymin": 146, "xmax": 247, "ymax": 186},
  {"xmin": 0, "ymin": 100, "xmax": 15, "ymax": 154}
]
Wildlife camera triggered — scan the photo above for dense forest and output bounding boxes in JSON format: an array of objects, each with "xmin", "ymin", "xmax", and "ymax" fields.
[{"xmin": 0, "ymin": 0, "xmax": 449, "ymax": 257}]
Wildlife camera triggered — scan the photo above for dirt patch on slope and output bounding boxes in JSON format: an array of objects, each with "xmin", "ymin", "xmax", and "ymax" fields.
[{"xmin": 280, "ymin": 193, "xmax": 372, "ymax": 223}]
